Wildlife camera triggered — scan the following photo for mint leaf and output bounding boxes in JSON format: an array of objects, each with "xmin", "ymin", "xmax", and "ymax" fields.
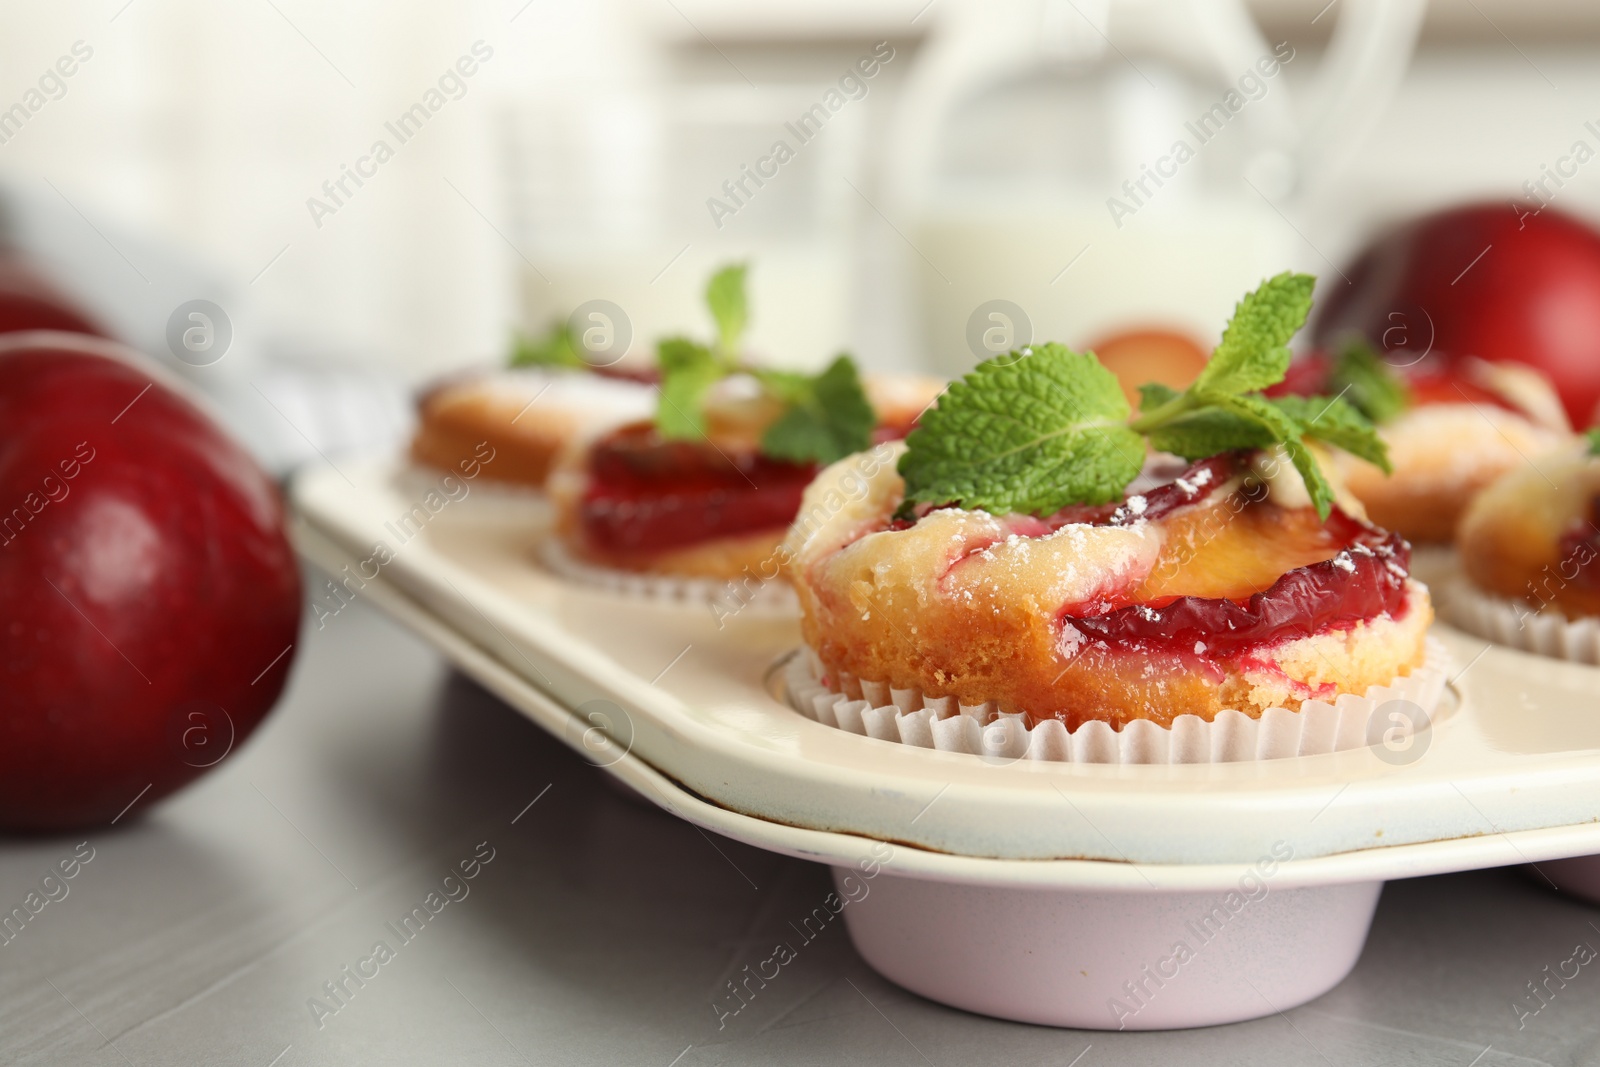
[
  {"xmin": 1209, "ymin": 394, "xmax": 1338, "ymax": 519},
  {"xmin": 655, "ymin": 338, "xmax": 722, "ymax": 439},
  {"xmin": 1138, "ymin": 383, "xmax": 1389, "ymax": 495},
  {"xmin": 1587, "ymin": 427, "xmax": 1600, "ymax": 455},
  {"xmin": 1137, "ymin": 382, "xmax": 1180, "ymax": 412},
  {"xmin": 1270, "ymin": 394, "xmax": 1392, "ymax": 473},
  {"xmin": 1138, "ymin": 382, "xmax": 1275, "ymax": 459},
  {"xmin": 758, "ymin": 355, "xmax": 875, "ymax": 465},
  {"xmin": 1193, "ymin": 272, "xmax": 1314, "ymax": 396},
  {"xmin": 652, "ymin": 264, "xmax": 749, "ymax": 437},
  {"xmin": 509, "ymin": 323, "xmax": 583, "ymax": 369},
  {"xmin": 752, "ymin": 367, "xmax": 812, "ymax": 405},
  {"xmin": 1144, "ymin": 407, "xmax": 1275, "ymax": 459},
  {"xmin": 1283, "ymin": 438, "xmax": 1336, "ymax": 521},
  {"xmin": 898, "ymin": 343, "xmax": 1145, "ymax": 516},
  {"xmin": 706, "ymin": 263, "xmax": 748, "ymax": 359},
  {"xmin": 1206, "ymin": 391, "xmax": 1302, "ymax": 442},
  {"xmin": 1327, "ymin": 338, "xmax": 1409, "ymax": 424}
]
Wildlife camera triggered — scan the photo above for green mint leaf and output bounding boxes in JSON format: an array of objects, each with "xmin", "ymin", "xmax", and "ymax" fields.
[
  {"xmin": 1137, "ymin": 381, "xmax": 1277, "ymax": 458},
  {"xmin": 1282, "ymin": 438, "xmax": 1336, "ymax": 522},
  {"xmin": 706, "ymin": 263, "xmax": 748, "ymax": 359},
  {"xmin": 1145, "ymin": 407, "xmax": 1275, "ymax": 460},
  {"xmin": 758, "ymin": 355, "xmax": 876, "ymax": 465},
  {"xmin": 1327, "ymin": 338, "xmax": 1409, "ymax": 424},
  {"xmin": 1204, "ymin": 390, "xmax": 1302, "ymax": 442},
  {"xmin": 1587, "ymin": 427, "xmax": 1600, "ymax": 455},
  {"xmin": 1270, "ymin": 394, "xmax": 1392, "ymax": 474},
  {"xmin": 655, "ymin": 337, "xmax": 722, "ymax": 439},
  {"xmin": 1206, "ymin": 391, "xmax": 1337, "ymax": 520},
  {"xmin": 1137, "ymin": 382, "xmax": 1181, "ymax": 413},
  {"xmin": 898, "ymin": 343, "xmax": 1145, "ymax": 516},
  {"xmin": 652, "ymin": 263, "xmax": 748, "ymax": 435},
  {"xmin": 752, "ymin": 367, "xmax": 812, "ymax": 405},
  {"xmin": 509, "ymin": 323, "xmax": 583, "ymax": 369},
  {"xmin": 1193, "ymin": 272, "xmax": 1314, "ymax": 396}
]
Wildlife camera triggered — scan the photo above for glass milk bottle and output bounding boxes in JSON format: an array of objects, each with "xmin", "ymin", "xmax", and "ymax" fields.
[{"xmin": 884, "ymin": 0, "xmax": 1425, "ymax": 375}]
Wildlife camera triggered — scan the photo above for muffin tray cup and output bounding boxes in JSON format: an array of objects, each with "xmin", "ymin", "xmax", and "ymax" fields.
[{"xmin": 293, "ymin": 459, "xmax": 1600, "ymax": 1030}]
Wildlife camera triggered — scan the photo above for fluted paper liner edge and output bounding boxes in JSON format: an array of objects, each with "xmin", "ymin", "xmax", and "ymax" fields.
[
  {"xmin": 783, "ymin": 641, "xmax": 1449, "ymax": 765},
  {"xmin": 1442, "ymin": 578, "xmax": 1600, "ymax": 665}
]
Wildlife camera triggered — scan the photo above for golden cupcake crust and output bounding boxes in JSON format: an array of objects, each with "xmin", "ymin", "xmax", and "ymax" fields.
[
  {"xmin": 785, "ymin": 444, "xmax": 1432, "ymax": 730},
  {"xmin": 1458, "ymin": 446, "xmax": 1600, "ymax": 618},
  {"xmin": 411, "ymin": 369, "xmax": 653, "ymax": 488},
  {"xmin": 1332, "ymin": 403, "xmax": 1570, "ymax": 543}
]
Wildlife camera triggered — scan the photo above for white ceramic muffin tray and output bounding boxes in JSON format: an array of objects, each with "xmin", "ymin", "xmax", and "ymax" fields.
[{"xmin": 292, "ymin": 459, "xmax": 1600, "ymax": 1030}]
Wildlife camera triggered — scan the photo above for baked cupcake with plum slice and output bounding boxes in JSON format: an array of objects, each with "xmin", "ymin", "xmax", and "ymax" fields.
[
  {"xmin": 545, "ymin": 265, "xmax": 942, "ymax": 608},
  {"xmin": 1270, "ymin": 340, "xmax": 1571, "ymax": 544},
  {"xmin": 410, "ymin": 312, "xmax": 656, "ymax": 492},
  {"xmin": 1445, "ymin": 430, "xmax": 1600, "ymax": 663},
  {"xmin": 782, "ymin": 273, "xmax": 1445, "ymax": 763}
]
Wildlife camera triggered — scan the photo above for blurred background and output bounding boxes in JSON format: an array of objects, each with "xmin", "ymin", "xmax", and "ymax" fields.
[{"xmin": 2, "ymin": 0, "xmax": 1598, "ymax": 470}]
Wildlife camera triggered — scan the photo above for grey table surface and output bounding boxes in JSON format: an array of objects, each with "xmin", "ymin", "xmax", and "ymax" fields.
[{"xmin": 4, "ymin": 589, "xmax": 1600, "ymax": 1067}]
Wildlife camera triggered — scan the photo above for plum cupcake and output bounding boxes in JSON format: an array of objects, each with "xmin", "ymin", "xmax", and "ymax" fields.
[
  {"xmin": 1445, "ymin": 433, "xmax": 1600, "ymax": 663},
  {"xmin": 782, "ymin": 274, "xmax": 1445, "ymax": 763},
  {"xmin": 547, "ymin": 372, "xmax": 935, "ymax": 580},
  {"xmin": 410, "ymin": 302, "xmax": 661, "ymax": 492},
  {"xmin": 1272, "ymin": 341, "xmax": 1571, "ymax": 543},
  {"xmin": 543, "ymin": 264, "xmax": 941, "ymax": 607},
  {"xmin": 410, "ymin": 365, "xmax": 654, "ymax": 490}
]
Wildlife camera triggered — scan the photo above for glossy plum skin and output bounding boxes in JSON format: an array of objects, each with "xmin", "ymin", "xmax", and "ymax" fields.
[
  {"xmin": 1312, "ymin": 202, "xmax": 1600, "ymax": 426},
  {"xmin": 0, "ymin": 336, "xmax": 300, "ymax": 830},
  {"xmin": 0, "ymin": 256, "xmax": 103, "ymax": 337}
]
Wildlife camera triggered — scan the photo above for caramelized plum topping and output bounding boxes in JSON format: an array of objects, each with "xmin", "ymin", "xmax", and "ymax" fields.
[
  {"xmin": 579, "ymin": 422, "xmax": 817, "ymax": 554},
  {"xmin": 1065, "ymin": 511, "xmax": 1410, "ymax": 655}
]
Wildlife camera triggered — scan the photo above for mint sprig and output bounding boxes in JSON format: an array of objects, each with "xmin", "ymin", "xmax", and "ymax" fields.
[
  {"xmin": 900, "ymin": 272, "xmax": 1390, "ymax": 521},
  {"xmin": 1269, "ymin": 394, "xmax": 1392, "ymax": 472},
  {"xmin": 757, "ymin": 356, "xmax": 876, "ymax": 464},
  {"xmin": 509, "ymin": 322, "xmax": 584, "ymax": 369},
  {"xmin": 654, "ymin": 265, "xmax": 746, "ymax": 439},
  {"xmin": 655, "ymin": 338, "xmax": 725, "ymax": 439},
  {"xmin": 1586, "ymin": 427, "xmax": 1600, "ymax": 456},
  {"xmin": 897, "ymin": 343, "xmax": 1145, "ymax": 517},
  {"xmin": 1136, "ymin": 385, "xmax": 1391, "ymax": 476},
  {"xmin": 1326, "ymin": 337, "xmax": 1410, "ymax": 424},
  {"xmin": 706, "ymin": 263, "xmax": 748, "ymax": 360},
  {"xmin": 653, "ymin": 263, "xmax": 877, "ymax": 465},
  {"xmin": 1193, "ymin": 271, "xmax": 1313, "ymax": 395},
  {"xmin": 1128, "ymin": 273, "xmax": 1385, "ymax": 520}
]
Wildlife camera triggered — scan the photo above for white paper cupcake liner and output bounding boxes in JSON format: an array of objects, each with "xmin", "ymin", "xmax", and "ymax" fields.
[
  {"xmin": 782, "ymin": 641, "xmax": 1450, "ymax": 765},
  {"xmin": 538, "ymin": 536, "xmax": 798, "ymax": 618},
  {"xmin": 1442, "ymin": 577, "xmax": 1600, "ymax": 665}
]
